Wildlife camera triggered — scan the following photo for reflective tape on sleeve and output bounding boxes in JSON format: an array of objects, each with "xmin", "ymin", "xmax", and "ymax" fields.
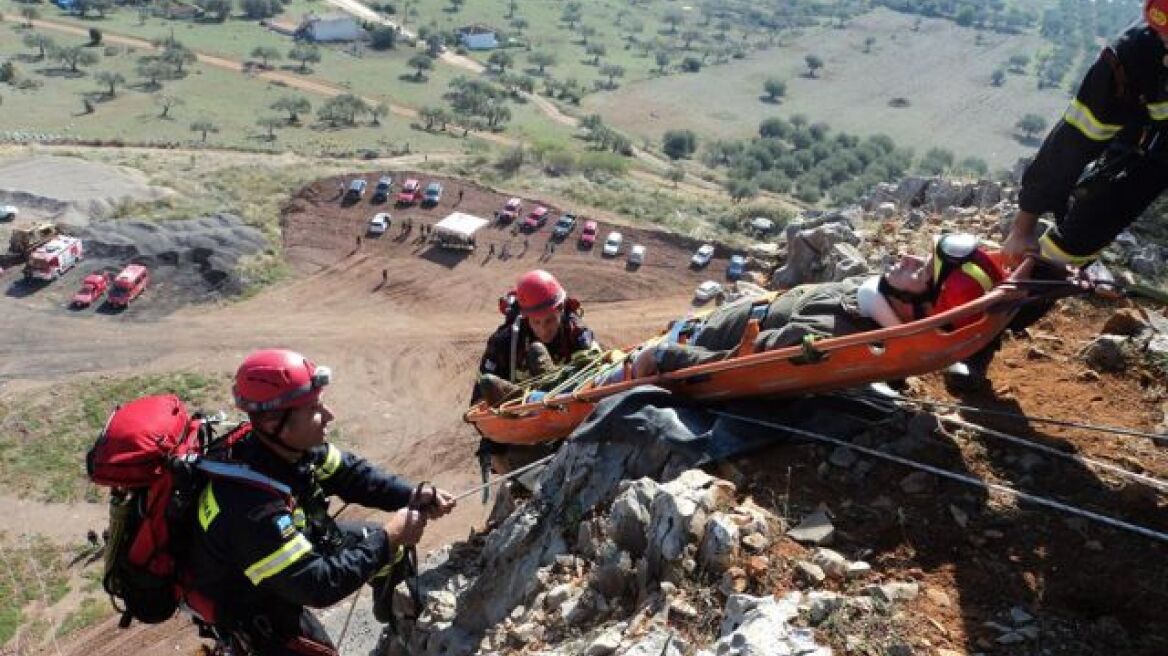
[
  {"xmin": 244, "ymin": 534, "xmax": 313, "ymax": 586},
  {"xmin": 1063, "ymin": 100, "xmax": 1122, "ymax": 141}
]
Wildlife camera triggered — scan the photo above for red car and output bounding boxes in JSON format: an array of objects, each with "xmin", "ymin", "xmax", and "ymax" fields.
[
  {"xmin": 499, "ymin": 197, "xmax": 522, "ymax": 223},
  {"xmin": 396, "ymin": 179, "xmax": 421, "ymax": 205},
  {"xmin": 108, "ymin": 264, "xmax": 149, "ymax": 308},
  {"xmin": 522, "ymin": 206, "xmax": 550, "ymax": 232},
  {"xmin": 71, "ymin": 272, "xmax": 109, "ymax": 307},
  {"xmin": 579, "ymin": 220, "xmax": 599, "ymax": 247}
]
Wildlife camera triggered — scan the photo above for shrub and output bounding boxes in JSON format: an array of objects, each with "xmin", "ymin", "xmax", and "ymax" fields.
[
  {"xmin": 681, "ymin": 56, "xmax": 701, "ymax": 72},
  {"xmin": 662, "ymin": 129, "xmax": 698, "ymax": 160}
]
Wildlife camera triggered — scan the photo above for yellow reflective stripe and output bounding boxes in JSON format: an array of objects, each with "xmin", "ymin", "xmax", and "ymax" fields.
[
  {"xmin": 1148, "ymin": 101, "xmax": 1168, "ymax": 121},
  {"xmin": 293, "ymin": 507, "xmax": 306, "ymax": 529},
  {"xmin": 960, "ymin": 263, "xmax": 994, "ymax": 293},
  {"xmin": 318, "ymin": 444, "xmax": 342, "ymax": 481},
  {"xmin": 1064, "ymin": 99, "xmax": 1122, "ymax": 141},
  {"xmin": 1039, "ymin": 233, "xmax": 1098, "ymax": 266},
  {"xmin": 197, "ymin": 484, "xmax": 220, "ymax": 531},
  {"xmin": 244, "ymin": 534, "xmax": 313, "ymax": 585}
]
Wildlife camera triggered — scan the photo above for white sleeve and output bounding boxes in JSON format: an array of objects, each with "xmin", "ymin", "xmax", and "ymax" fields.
[{"xmin": 857, "ymin": 276, "xmax": 902, "ymax": 328}]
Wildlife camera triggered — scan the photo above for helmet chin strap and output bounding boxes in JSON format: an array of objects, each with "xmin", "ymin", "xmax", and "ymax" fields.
[
  {"xmin": 255, "ymin": 411, "xmax": 308, "ymax": 458},
  {"xmin": 878, "ymin": 275, "xmax": 932, "ymax": 321}
]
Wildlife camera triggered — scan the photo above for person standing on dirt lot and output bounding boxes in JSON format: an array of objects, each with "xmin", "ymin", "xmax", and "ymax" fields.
[
  {"xmin": 458, "ymin": 188, "xmax": 464, "ymax": 204},
  {"xmin": 187, "ymin": 348, "xmax": 455, "ymax": 655},
  {"xmin": 473, "ymin": 270, "xmax": 599, "ymax": 473},
  {"xmin": 967, "ymin": 1, "xmax": 1168, "ymax": 389}
]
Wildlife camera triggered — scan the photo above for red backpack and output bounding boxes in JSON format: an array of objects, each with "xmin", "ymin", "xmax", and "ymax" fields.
[{"xmin": 86, "ymin": 394, "xmax": 284, "ymax": 628}]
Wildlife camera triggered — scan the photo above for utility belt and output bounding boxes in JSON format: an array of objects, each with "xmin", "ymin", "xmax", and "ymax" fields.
[{"xmin": 1072, "ymin": 128, "xmax": 1166, "ymax": 202}]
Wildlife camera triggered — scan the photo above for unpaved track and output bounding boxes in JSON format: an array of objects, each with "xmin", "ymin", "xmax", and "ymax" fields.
[{"xmin": 1, "ymin": 162, "xmax": 723, "ymax": 655}]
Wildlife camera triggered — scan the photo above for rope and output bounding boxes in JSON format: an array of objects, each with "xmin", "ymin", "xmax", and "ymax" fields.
[
  {"xmin": 869, "ymin": 390, "xmax": 1168, "ymax": 445},
  {"xmin": 831, "ymin": 389, "xmax": 1168, "ymax": 491},
  {"xmin": 942, "ymin": 415, "xmax": 1168, "ymax": 493},
  {"xmin": 335, "ymin": 586, "xmax": 362, "ymax": 655},
  {"xmin": 709, "ymin": 411, "xmax": 1168, "ymax": 544}
]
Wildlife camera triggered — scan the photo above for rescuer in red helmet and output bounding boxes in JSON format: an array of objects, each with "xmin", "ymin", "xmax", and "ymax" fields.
[
  {"xmin": 186, "ymin": 348, "xmax": 455, "ymax": 655},
  {"xmin": 474, "ymin": 270, "xmax": 598, "ymax": 472}
]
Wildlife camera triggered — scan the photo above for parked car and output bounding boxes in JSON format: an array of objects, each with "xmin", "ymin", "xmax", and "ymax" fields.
[
  {"xmin": 522, "ymin": 206, "xmax": 550, "ymax": 232},
  {"xmin": 602, "ymin": 231, "xmax": 623, "ymax": 257},
  {"xmin": 579, "ymin": 220, "xmax": 599, "ymax": 247},
  {"xmin": 422, "ymin": 182, "xmax": 443, "ymax": 206},
  {"xmin": 0, "ymin": 205, "xmax": 16, "ymax": 221},
  {"xmin": 691, "ymin": 243, "xmax": 715, "ymax": 268},
  {"xmin": 108, "ymin": 264, "xmax": 149, "ymax": 308},
  {"xmin": 368, "ymin": 212, "xmax": 391, "ymax": 235},
  {"xmin": 372, "ymin": 176, "xmax": 393, "ymax": 203},
  {"xmin": 396, "ymin": 179, "xmax": 421, "ymax": 205},
  {"xmin": 345, "ymin": 178, "xmax": 367, "ymax": 201},
  {"xmin": 499, "ymin": 197, "xmax": 522, "ymax": 223},
  {"xmin": 627, "ymin": 244, "xmax": 646, "ymax": 266},
  {"xmin": 694, "ymin": 280, "xmax": 724, "ymax": 302},
  {"xmin": 552, "ymin": 213, "xmax": 577, "ymax": 239},
  {"xmin": 727, "ymin": 254, "xmax": 747, "ymax": 280},
  {"xmin": 71, "ymin": 272, "xmax": 109, "ymax": 307}
]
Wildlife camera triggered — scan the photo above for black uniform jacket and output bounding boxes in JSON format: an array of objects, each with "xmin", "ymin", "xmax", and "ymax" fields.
[
  {"xmin": 188, "ymin": 432, "xmax": 413, "ymax": 625},
  {"xmin": 1019, "ymin": 25, "xmax": 1168, "ymax": 215}
]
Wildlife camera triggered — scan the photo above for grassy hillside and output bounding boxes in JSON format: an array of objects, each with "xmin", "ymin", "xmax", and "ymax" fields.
[{"xmin": 583, "ymin": 7, "xmax": 1075, "ymax": 171}]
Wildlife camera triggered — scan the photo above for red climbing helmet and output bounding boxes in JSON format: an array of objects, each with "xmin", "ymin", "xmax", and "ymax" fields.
[
  {"xmin": 1148, "ymin": 0, "xmax": 1168, "ymax": 35},
  {"xmin": 233, "ymin": 348, "xmax": 331, "ymax": 413},
  {"xmin": 515, "ymin": 269, "xmax": 566, "ymax": 319}
]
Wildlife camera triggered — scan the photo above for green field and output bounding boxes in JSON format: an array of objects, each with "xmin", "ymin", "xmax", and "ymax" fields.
[
  {"xmin": 0, "ymin": 0, "xmax": 579, "ymax": 151},
  {"xmin": 584, "ymin": 7, "xmax": 1075, "ymax": 170}
]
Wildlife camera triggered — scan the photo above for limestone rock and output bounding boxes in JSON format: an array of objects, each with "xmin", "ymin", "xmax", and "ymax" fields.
[
  {"xmin": 810, "ymin": 548, "xmax": 849, "ymax": 580},
  {"xmin": 608, "ymin": 478, "xmax": 659, "ymax": 557},
  {"xmin": 795, "ymin": 561, "xmax": 826, "ymax": 586},
  {"xmin": 786, "ymin": 509, "xmax": 835, "ymax": 546},
  {"xmin": 1081, "ymin": 335, "xmax": 1130, "ymax": 372},
  {"xmin": 698, "ymin": 513, "xmax": 740, "ymax": 573}
]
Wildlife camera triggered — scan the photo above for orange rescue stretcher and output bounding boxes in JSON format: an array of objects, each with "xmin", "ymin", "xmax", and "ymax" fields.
[{"xmin": 465, "ymin": 261, "xmax": 1056, "ymax": 446}]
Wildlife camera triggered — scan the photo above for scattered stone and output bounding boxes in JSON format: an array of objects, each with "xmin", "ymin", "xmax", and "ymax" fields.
[
  {"xmin": 867, "ymin": 581, "xmax": 920, "ymax": 603},
  {"xmin": 926, "ymin": 588, "xmax": 951, "ymax": 607},
  {"xmin": 996, "ymin": 631, "xmax": 1026, "ymax": 645},
  {"xmin": 983, "ymin": 529, "xmax": 1004, "ymax": 539},
  {"xmin": 699, "ymin": 513, "xmax": 740, "ymax": 573},
  {"xmin": 1085, "ymin": 539, "xmax": 1103, "ymax": 551},
  {"xmin": 584, "ymin": 625, "xmax": 623, "ymax": 656},
  {"xmin": 1017, "ymin": 624, "xmax": 1040, "ymax": 640},
  {"xmin": 1026, "ymin": 345, "xmax": 1050, "ymax": 360},
  {"xmin": 937, "ymin": 649, "xmax": 964, "ymax": 656},
  {"xmin": 948, "ymin": 504, "xmax": 969, "ymax": 529},
  {"xmin": 1102, "ymin": 309, "xmax": 1147, "ymax": 337},
  {"xmin": 745, "ymin": 555, "xmax": 770, "ymax": 579},
  {"xmin": 887, "ymin": 643, "xmax": 913, "ymax": 656},
  {"xmin": 1080, "ymin": 335, "xmax": 1129, "ymax": 372},
  {"xmin": 804, "ymin": 591, "xmax": 843, "ymax": 625},
  {"xmin": 810, "ymin": 548, "xmax": 849, "ymax": 580},
  {"xmin": 1009, "ymin": 602, "xmax": 1037, "ymax": 620},
  {"xmin": 544, "ymin": 583, "xmax": 573, "ymax": 610},
  {"xmin": 719, "ymin": 567, "xmax": 749, "ymax": 596},
  {"xmin": 669, "ymin": 598, "xmax": 700, "ymax": 620},
  {"xmin": 608, "ymin": 478, "xmax": 659, "ymax": 557},
  {"xmin": 786, "ymin": 509, "xmax": 835, "ymax": 546},
  {"xmin": 1078, "ymin": 369, "xmax": 1101, "ymax": 382},
  {"xmin": 900, "ymin": 471, "xmax": 936, "ymax": 494},
  {"xmin": 1016, "ymin": 452, "xmax": 1046, "ymax": 473},
  {"xmin": 829, "ymin": 446, "xmax": 858, "ymax": 468},
  {"xmin": 795, "ymin": 561, "xmax": 827, "ymax": 586},
  {"xmin": 845, "ymin": 561, "xmax": 872, "ymax": 580},
  {"xmin": 741, "ymin": 533, "xmax": 769, "ymax": 553}
]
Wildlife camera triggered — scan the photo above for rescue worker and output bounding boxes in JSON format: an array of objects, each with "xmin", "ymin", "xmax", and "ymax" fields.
[
  {"xmin": 970, "ymin": 2, "xmax": 1168, "ymax": 389},
  {"xmin": 474, "ymin": 270, "xmax": 598, "ymax": 473},
  {"xmin": 188, "ymin": 348, "xmax": 455, "ymax": 655},
  {"xmin": 631, "ymin": 234, "xmax": 1004, "ymax": 377},
  {"xmin": 1004, "ymin": 1, "xmax": 1168, "ymax": 272}
]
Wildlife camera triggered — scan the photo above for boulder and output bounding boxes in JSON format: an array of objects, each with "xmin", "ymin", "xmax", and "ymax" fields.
[
  {"xmin": 772, "ymin": 220, "xmax": 863, "ymax": 288},
  {"xmin": 714, "ymin": 593, "xmax": 830, "ymax": 656},
  {"xmin": 786, "ymin": 509, "xmax": 834, "ymax": 546},
  {"xmin": 608, "ymin": 478, "xmax": 660, "ymax": 557},
  {"xmin": 698, "ymin": 513, "xmax": 740, "ymax": 573},
  {"xmin": 1081, "ymin": 335, "xmax": 1130, "ymax": 372},
  {"xmin": 810, "ymin": 548, "xmax": 848, "ymax": 580}
]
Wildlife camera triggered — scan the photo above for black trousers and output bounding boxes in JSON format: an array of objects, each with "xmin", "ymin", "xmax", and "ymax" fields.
[{"xmin": 1046, "ymin": 152, "xmax": 1168, "ymax": 260}]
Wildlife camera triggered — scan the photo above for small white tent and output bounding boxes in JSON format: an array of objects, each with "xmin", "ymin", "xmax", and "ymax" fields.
[{"xmin": 432, "ymin": 212, "xmax": 489, "ymax": 250}]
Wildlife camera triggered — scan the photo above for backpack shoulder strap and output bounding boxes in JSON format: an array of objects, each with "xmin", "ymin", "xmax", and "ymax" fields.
[
  {"xmin": 195, "ymin": 460, "xmax": 291, "ymax": 498},
  {"xmin": 1100, "ymin": 46, "xmax": 1130, "ymax": 102}
]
